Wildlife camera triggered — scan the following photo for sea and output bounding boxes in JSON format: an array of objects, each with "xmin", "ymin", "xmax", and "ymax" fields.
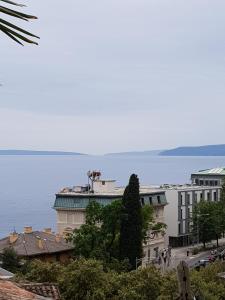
[{"xmin": 0, "ymin": 155, "xmax": 225, "ymax": 238}]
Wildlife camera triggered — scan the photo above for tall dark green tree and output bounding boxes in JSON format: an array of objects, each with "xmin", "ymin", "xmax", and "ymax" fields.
[{"xmin": 119, "ymin": 174, "xmax": 143, "ymax": 269}]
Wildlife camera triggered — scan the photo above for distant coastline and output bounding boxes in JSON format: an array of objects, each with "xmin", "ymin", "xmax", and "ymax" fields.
[
  {"xmin": 0, "ymin": 150, "xmax": 85, "ymax": 155},
  {"xmin": 159, "ymin": 144, "xmax": 225, "ymax": 156},
  {"xmin": 1, "ymin": 144, "xmax": 225, "ymax": 156}
]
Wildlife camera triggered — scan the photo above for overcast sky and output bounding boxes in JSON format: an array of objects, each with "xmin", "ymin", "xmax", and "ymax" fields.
[{"xmin": 0, "ymin": 0, "xmax": 225, "ymax": 154}]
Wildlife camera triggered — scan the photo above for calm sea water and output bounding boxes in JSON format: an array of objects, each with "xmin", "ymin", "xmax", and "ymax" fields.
[{"xmin": 0, "ymin": 155, "xmax": 225, "ymax": 238}]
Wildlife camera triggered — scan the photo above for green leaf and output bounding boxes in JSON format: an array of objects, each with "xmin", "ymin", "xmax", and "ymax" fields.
[
  {"xmin": 0, "ymin": 0, "xmax": 25, "ymax": 7},
  {"xmin": 0, "ymin": 0, "xmax": 39, "ymax": 45}
]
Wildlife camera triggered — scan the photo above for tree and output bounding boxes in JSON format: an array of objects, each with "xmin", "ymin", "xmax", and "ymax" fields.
[
  {"xmin": 0, "ymin": 0, "xmax": 39, "ymax": 45},
  {"xmin": 70, "ymin": 200, "xmax": 123, "ymax": 262},
  {"xmin": 119, "ymin": 174, "xmax": 143, "ymax": 269},
  {"xmin": 59, "ymin": 259, "xmax": 114, "ymax": 300},
  {"xmin": 0, "ymin": 247, "xmax": 20, "ymax": 273},
  {"xmin": 192, "ymin": 200, "xmax": 223, "ymax": 247}
]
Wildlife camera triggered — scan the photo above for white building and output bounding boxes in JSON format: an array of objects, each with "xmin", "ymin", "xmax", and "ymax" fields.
[
  {"xmin": 53, "ymin": 172, "xmax": 168, "ymax": 262},
  {"xmin": 162, "ymin": 184, "xmax": 221, "ymax": 247}
]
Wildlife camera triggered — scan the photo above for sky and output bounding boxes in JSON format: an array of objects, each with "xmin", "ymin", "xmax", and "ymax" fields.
[{"xmin": 1, "ymin": 0, "xmax": 225, "ymax": 154}]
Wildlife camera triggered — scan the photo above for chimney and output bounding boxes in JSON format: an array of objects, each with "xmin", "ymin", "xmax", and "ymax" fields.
[
  {"xmin": 9, "ymin": 232, "xmax": 18, "ymax": 244},
  {"xmin": 36, "ymin": 237, "xmax": 44, "ymax": 249},
  {"xmin": 55, "ymin": 234, "xmax": 61, "ymax": 243},
  {"xmin": 43, "ymin": 228, "xmax": 52, "ymax": 234},
  {"xmin": 24, "ymin": 226, "xmax": 33, "ymax": 234}
]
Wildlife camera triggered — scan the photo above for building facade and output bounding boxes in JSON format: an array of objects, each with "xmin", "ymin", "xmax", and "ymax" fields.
[
  {"xmin": 191, "ymin": 167, "xmax": 225, "ymax": 186},
  {"xmin": 53, "ymin": 172, "xmax": 168, "ymax": 263},
  {"xmin": 163, "ymin": 184, "xmax": 221, "ymax": 247}
]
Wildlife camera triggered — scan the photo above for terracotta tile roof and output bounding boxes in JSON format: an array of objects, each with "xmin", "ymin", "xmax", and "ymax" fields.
[
  {"xmin": 0, "ymin": 280, "xmax": 48, "ymax": 299},
  {"xmin": 20, "ymin": 284, "xmax": 60, "ymax": 300},
  {"xmin": 0, "ymin": 231, "xmax": 73, "ymax": 257}
]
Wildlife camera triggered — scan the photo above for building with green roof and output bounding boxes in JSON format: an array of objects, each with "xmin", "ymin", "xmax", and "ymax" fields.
[
  {"xmin": 191, "ymin": 167, "xmax": 225, "ymax": 186},
  {"xmin": 53, "ymin": 171, "xmax": 167, "ymax": 264}
]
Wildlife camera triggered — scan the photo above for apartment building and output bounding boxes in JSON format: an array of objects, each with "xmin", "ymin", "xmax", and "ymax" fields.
[
  {"xmin": 53, "ymin": 171, "xmax": 168, "ymax": 262},
  {"xmin": 162, "ymin": 184, "xmax": 221, "ymax": 247}
]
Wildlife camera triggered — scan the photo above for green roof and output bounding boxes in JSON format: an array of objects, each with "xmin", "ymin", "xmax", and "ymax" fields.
[
  {"xmin": 193, "ymin": 167, "xmax": 225, "ymax": 176},
  {"xmin": 53, "ymin": 194, "xmax": 167, "ymax": 210}
]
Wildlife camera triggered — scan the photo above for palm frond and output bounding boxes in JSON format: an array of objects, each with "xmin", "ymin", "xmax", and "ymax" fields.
[{"xmin": 0, "ymin": 0, "xmax": 39, "ymax": 45}]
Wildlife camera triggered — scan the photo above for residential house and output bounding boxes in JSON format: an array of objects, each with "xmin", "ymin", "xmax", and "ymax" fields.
[{"xmin": 0, "ymin": 227, "xmax": 73, "ymax": 263}]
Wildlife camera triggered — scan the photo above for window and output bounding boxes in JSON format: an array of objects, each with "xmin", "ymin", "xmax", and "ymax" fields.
[
  {"xmin": 194, "ymin": 193, "xmax": 197, "ymax": 202},
  {"xmin": 207, "ymin": 192, "xmax": 211, "ymax": 201},
  {"xmin": 200, "ymin": 193, "xmax": 203, "ymax": 200},
  {"xmin": 195, "ymin": 179, "xmax": 199, "ymax": 185},
  {"xmin": 149, "ymin": 197, "xmax": 152, "ymax": 205},
  {"xmin": 178, "ymin": 223, "xmax": 181, "ymax": 234},
  {"xmin": 141, "ymin": 197, "xmax": 145, "ymax": 206},
  {"xmin": 180, "ymin": 208, "xmax": 183, "ymax": 219},
  {"xmin": 157, "ymin": 195, "xmax": 161, "ymax": 204},
  {"xmin": 214, "ymin": 191, "xmax": 217, "ymax": 201},
  {"xmin": 205, "ymin": 180, "xmax": 208, "ymax": 186},
  {"xmin": 102, "ymin": 181, "xmax": 105, "ymax": 185},
  {"xmin": 187, "ymin": 193, "xmax": 190, "ymax": 205},
  {"xmin": 200, "ymin": 180, "xmax": 203, "ymax": 186},
  {"xmin": 215, "ymin": 181, "xmax": 218, "ymax": 186}
]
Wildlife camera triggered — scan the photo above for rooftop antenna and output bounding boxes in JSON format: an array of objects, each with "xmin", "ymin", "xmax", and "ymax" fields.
[{"xmin": 87, "ymin": 170, "xmax": 101, "ymax": 192}]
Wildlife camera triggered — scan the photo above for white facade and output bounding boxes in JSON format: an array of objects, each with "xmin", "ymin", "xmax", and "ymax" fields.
[
  {"xmin": 162, "ymin": 185, "xmax": 221, "ymax": 247},
  {"xmin": 93, "ymin": 180, "xmax": 116, "ymax": 193}
]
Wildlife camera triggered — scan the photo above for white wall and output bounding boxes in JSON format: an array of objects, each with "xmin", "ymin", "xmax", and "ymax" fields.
[
  {"xmin": 93, "ymin": 180, "xmax": 116, "ymax": 193},
  {"xmin": 164, "ymin": 190, "xmax": 179, "ymax": 238}
]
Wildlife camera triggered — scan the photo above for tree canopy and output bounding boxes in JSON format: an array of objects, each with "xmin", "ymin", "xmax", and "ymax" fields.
[
  {"xmin": 192, "ymin": 200, "xmax": 224, "ymax": 247},
  {"xmin": 17, "ymin": 258, "xmax": 225, "ymax": 300}
]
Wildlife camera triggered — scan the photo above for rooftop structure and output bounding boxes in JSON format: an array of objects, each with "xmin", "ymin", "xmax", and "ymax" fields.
[
  {"xmin": 191, "ymin": 167, "xmax": 225, "ymax": 186},
  {"xmin": 0, "ymin": 227, "xmax": 73, "ymax": 263}
]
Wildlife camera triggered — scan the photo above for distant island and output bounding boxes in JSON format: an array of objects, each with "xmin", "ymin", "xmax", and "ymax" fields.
[
  {"xmin": 159, "ymin": 144, "xmax": 225, "ymax": 156},
  {"xmin": 0, "ymin": 150, "xmax": 85, "ymax": 155}
]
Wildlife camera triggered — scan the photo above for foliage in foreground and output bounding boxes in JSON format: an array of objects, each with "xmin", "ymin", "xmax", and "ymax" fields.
[
  {"xmin": 0, "ymin": 0, "xmax": 39, "ymax": 45},
  {"xmin": 16, "ymin": 258, "xmax": 225, "ymax": 300},
  {"xmin": 0, "ymin": 247, "xmax": 20, "ymax": 273}
]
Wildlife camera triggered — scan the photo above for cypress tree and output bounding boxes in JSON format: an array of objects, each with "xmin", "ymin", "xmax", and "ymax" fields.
[{"xmin": 119, "ymin": 174, "xmax": 143, "ymax": 269}]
